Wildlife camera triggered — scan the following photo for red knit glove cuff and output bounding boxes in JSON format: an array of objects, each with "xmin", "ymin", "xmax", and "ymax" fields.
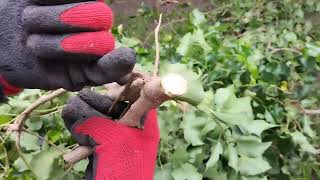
[{"xmin": 0, "ymin": 75, "xmax": 22, "ymax": 96}]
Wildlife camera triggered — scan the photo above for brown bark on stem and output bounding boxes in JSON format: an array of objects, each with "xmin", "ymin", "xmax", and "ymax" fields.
[
  {"xmin": 119, "ymin": 77, "xmax": 170, "ymax": 127},
  {"xmin": 63, "ymin": 146, "xmax": 94, "ymax": 165}
]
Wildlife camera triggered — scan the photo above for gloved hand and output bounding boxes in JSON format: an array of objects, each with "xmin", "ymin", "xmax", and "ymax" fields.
[
  {"xmin": 62, "ymin": 89, "xmax": 160, "ymax": 180},
  {"xmin": 0, "ymin": 0, "xmax": 135, "ymax": 93}
]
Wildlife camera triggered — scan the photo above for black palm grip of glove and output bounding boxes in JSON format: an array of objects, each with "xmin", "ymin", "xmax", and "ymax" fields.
[{"xmin": 0, "ymin": 0, "xmax": 135, "ymax": 91}]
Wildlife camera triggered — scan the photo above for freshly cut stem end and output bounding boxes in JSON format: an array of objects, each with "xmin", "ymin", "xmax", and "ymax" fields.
[{"xmin": 161, "ymin": 73, "xmax": 188, "ymax": 97}]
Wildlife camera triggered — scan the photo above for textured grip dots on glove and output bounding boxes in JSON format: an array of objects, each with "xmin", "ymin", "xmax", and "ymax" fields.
[{"xmin": 74, "ymin": 110, "xmax": 160, "ymax": 180}]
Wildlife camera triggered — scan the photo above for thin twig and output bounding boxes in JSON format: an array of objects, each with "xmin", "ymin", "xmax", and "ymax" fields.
[
  {"xmin": 6, "ymin": 88, "xmax": 67, "ymax": 178},
  {"xmin": 153, "ymin": 14, "xmax": 163, "ymax": 77},
  {"xmin": 108, "ymin": 75, "xmax": 134, "ymax": 115},
  {"xmin": 270, "ymin": 47, "xmax": 302, "ymax": 55},
  {"xmin": 303, "ymin": 109, "xmax": 320, "ymax": 115}
]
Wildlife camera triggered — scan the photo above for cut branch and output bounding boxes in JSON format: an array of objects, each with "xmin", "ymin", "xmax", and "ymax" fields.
[
  {"xmin": 303, "ymin": 109, "xmax": 320, "ymax": 115},
  {"xmin": 63, "ymin": 146, "xmax": 94, "ymax": 165},
  {"xmin": 6, "ymin": 88, "xmax": 67, "ymax": 177}
]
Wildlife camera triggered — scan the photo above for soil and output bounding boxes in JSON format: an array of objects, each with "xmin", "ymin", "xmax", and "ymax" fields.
[
  {"xmin": 108, "ymin": 0, "xmax": 214, "ymax": 42},
  {"xmin": 109, "ymin": 0, "xmax": 214, "ymax": 24}
]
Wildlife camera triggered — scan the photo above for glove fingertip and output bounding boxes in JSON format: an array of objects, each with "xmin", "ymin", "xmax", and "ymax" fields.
[{"xmin": 97, "ymin": 47, "xmax": 136, "ymax": 81}]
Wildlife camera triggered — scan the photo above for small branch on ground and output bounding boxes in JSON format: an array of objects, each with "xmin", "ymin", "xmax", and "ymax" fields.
[
  {"xmin": 6, "ymin": 88, "xmax": 67, "ymax": 177},
  {"xmin": 160, "ymin": 0, "xmax": 179, "ymax": 5},
  {"xmin": 303, "ymin": 109, "xmax": 320, "ymax": 115}
]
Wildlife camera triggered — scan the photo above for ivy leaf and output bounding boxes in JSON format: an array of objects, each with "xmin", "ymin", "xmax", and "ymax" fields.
[
  {"xmin": 213, "ymin": 86, "xmax": 255, "ymax": 125},
  {"xmin": 206, "ymin": 141, "xmax": 223, "ymax": 169},
  {"xmin": 171, "ymin": 146, "xmax": 189, "ymax": 167},
  {"xmin": 177, "ymin": 29, "xmax": 211, "ymax": 56},
  {"xmin": 160, "ymin": 63, "xmax": 205, "ymax": 105},
  {"xmin": 284, "ymin": 32, "xmax": 297, "ymax": 42},
  {"xmin": 155, "ymin": 164, "xmax": 173, "ymax": 180},
  {"xmin": 158, "ymin": 110, "xmax": 181, "ymax": 141},
  {"xmin": 264, "ymin": 110, "xmax": 275, "ymax": 124},
  {"xmin": 241, "ymin": 176, "xmax": 268, "ymax": 180},
  {"xmin": 172, "ymin": 163, "xmax": 202, "ymax": 180},
  {"xmin": 197, "ymin": 90, "xmax": 214, "ymax": 114},
  {"xmin": 291, "ymin": 131, "xmax": 316, "ymax": 154},
  {"xmin": 73, "ymin": 159, "xmax": 89, "ymax": 173},
  {"xmin": 182, "ymin": 111, "xmax": 206, "ymax": 146},
  {"xmin": 214, "ymin": 86, "xmax": 237, "ymax": 111},
  {"xmin": 238, "ymin": 120, "xmax": 278, "ymax": 136},
  {"xmin": 13, "ymin": 154, "xmax": 33, "ymax": 172},
  {"xmin": 227, "ymin": 143, "xmax": 238, "ymax": 172},
  {"xmin": 121, "ymin": 37, "xmax": 140, "ymax": 47},
  {"xmin": 188, "ymin": 147, "xmax": 207, "ymax": 167},
  {"xmin": 238, "ymin": 156, "xmax": 271, "ymax": 176},
  {"xmin": 30, "ymin": 149, "xmax": 60, "ymax": 180},
  {"xmin": 177, "ymin": 33, "xmax": 193, "ymax": 56},
  {"xmin": 190, "ymin": 9, "xmax": 206, "ymax": 28},
  {"xmin": 20, "ymin": 132, "xmax": 40, "ymax": 151},
  {"xmin": 26, "ymin": 118, "xmax": 43, "ymax": 131},
  {"xmin": 204, "ymin": 167, "xmax": 228, "ymax": 180},
  {"xmin": 303, "ymin": 116, "xmax": 316, "ymax": 139},
  {"xmin": 237, "ymin": 140, "xmax": 272, "ymax": 158}
]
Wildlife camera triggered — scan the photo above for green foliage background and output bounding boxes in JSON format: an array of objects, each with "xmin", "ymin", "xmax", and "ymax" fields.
[{"xmin": 1, "ymin": 0, "xmax": 320, "ymax": 179}]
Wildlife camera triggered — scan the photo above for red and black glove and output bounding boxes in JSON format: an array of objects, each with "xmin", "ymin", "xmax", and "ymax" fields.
[
  {"xmin": 62, "ymin": 89, "xmax": 160, "ymax": 180},
  {"xmin": 0, "ymin": 0, "xmax": 135, "ymax": 100}
]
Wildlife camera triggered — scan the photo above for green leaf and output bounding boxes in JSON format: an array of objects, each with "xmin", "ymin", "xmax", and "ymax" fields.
[
  {"xmin": 284, "ymin": 32, "xmax": 297, "ymax": 42},
  {"xmin": 197, "ymin": 90, "xmax": 214, "ymax": 114},
  {"xmin": 206, "ymin": 141, "xmax": 223, "ymax": 169},
  {"xmin": 204, "ymin": 167, "xmax": 228, "ymax": 180},
  {"xmin": 227, "ymin": 143, "xmax": 238, "ymax": 172},
  {"xmin": 155, "ymin": 164, "xmax": 173, "ymax": 180},
  {"xmin": 306, "ymin": 43, "xmax": 320, "ymax": 57},
  {"xmin": 30, "ymin": 149, "xmax": 60, "ymax": 180},
  {"xmin": 47, "ymin": 130, "xmax": 61, "ymax": 143},
  {"xmin": 20, "ymin": 132, "xmax": 40, "ymax": 151},
  {"xmin": 190, "ymin": 9, "xmax": 206, "ymax": 28},
  {"xmin": 237, "ymin": 140, "xmax": 272, "ymax": 158},
  {"xmin": 264, "ymin": 110, "xmax": 275, "ymax": 124},
  {"xmin": 171, "ymin": 146, "xmax": 189, "ymax": 167},
  {"xmin": 188, "ymin": 147, "xmax": 206, "ymax": 167},
  {"xmin": 172, "ymin": 163, "xmax": 202, "ymax": 180},
  {"xmin": 238, "ymin": 156, "xmax": 271, "ymax": 176},
  {"xmin": 160, "ymin": 63, "xmax": 205, "ymax": 105},
  {"xmin": 238, "ymin": 120, "xmax": 278, "ymax": 136},
  {"xmin": 121, "ymin": 37, "xmax": 140, "ymax": 47},
  {"xmin": 214, "ymin": 86, "xmax": 237, "ymax": 111},
  {"xmin": 182, "ymin": 111, "xmax": 206, "ymax": 146},
  {"xmin": 13, "ymin": 154, "xmax": 33, "ymax": 172},
  {"xmin": 0, "ymin": 115, "xmax": 12, "ymax": 125},
  {"xmin": 241, "ymin": 176, "xmax": 268, "ymax": 180},
  {"xmin": 291, "ymin": 131, "xmax": 316, "ymax": 154},
  {"xmin": 213, "ymin": 86, "xmax": 255, "ymax": 125},
  {"xmin": 177, "ymin": 33, "xmax": 193, "ymax": 56},
  {"xmin": 177, "ymin": 29, "xmax": 211, "ymax": 56},
  {"xmin": 73, "ymin": 159, "xmax": 89, "ymax": 173},
  {"xmin": 26, "ymin": 118, "xmax": 43, "ymax": 131},
  {"xmin": 303, "ymin": 116, "xmax": 316, "ymax": 139}
]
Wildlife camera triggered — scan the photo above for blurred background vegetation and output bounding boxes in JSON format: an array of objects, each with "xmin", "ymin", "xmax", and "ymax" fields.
[{"xmin": 1, "ymin": 0, "xmax": 320, "ymax": 179}]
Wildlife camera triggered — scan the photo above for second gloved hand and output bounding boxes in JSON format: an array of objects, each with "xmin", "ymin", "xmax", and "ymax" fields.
[
  {"xmin": 0, "ymin": 0, "xmax": 135, "ymax": 91},
  {"xmin": 62, "ymin": 89, "xmax": 160, "ymax": 180}
]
